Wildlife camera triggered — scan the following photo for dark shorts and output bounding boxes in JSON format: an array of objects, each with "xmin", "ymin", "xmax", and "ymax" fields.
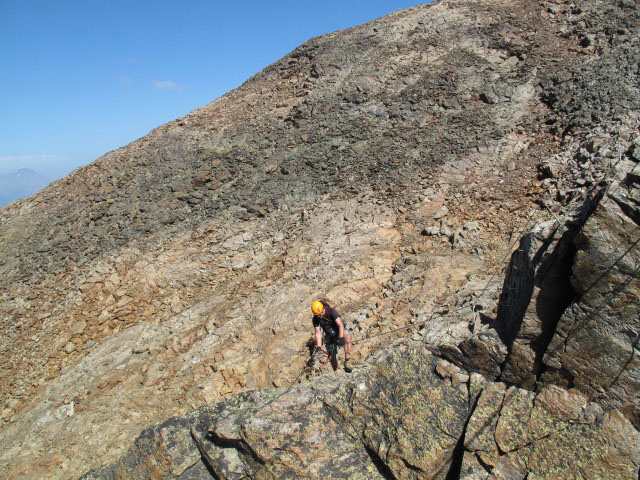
[{"xmin": 323, "ymin": 328, "xmax": 350, "ymax": 341}]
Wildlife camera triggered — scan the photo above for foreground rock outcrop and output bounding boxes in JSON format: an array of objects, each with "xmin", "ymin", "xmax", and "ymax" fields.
[
  {"xmin": 82, "ymin": 345, "xmax": 640, "ymax": 479},
  {"xmin": 1, "ymin": 0, "xmax": 639, "ymax": 478}
]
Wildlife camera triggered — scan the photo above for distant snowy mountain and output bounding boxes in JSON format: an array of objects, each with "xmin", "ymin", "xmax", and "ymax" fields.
[{"xmin": 0, "ymin": 168, "xmax": 50, "ymax": 207}]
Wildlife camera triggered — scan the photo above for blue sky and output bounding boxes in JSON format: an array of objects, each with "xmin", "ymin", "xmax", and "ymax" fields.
[{"xmin": 0, "ymin": 1, "xmax": 427, "ymax": 181}]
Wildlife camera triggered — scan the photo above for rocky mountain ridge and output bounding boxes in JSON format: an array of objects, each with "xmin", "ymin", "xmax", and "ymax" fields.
[{"xmin": 1, "ymin": 0, "xmax": 639, "ymax": 478}]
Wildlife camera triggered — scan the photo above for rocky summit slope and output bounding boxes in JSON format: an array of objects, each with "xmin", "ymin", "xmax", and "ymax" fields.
[{"xmin": 1, "ymin": 0, "xmax": 639, "ymax": 478}]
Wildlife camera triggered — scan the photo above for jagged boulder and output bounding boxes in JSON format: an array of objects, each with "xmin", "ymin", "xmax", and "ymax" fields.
[
  {"xmin": 541, "ymin": 183, "xmax": 640, "ymax": 425},
  {"xmin": 83, "ymin": 345, "xmax": 640, "ymax": 479},
  {"xmin": 82, "ymin": 346, "xmax": 473, "ymax": 479},
  {"xmin": 494, "ymin": 197, "xmax": 594, "ymax": 388},
  {"xmin": 464, "ymin": 377, "xmax": 640, "ymax": 480}
]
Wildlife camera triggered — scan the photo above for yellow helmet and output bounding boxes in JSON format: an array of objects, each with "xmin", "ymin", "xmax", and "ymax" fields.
[{"xmin": 311, "ymin": 301, "xmax": 324, "ymax": 315}]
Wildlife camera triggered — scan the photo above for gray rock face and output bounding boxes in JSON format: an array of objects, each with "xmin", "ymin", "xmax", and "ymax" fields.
[
  {"xmin": 495, "ymin": 200, "xmax": 593, "ymax": 388},
  {"xmin": 2, "ymin": 0, "xmax": 640, "ymax": 478},
  {"xmin": 541, "ymin": 188, "xmax": 640, "ymax": 423},
  {"xmin": 82, "ymin": 346, "xmax": 470, "ymax": 479},
  {"xmin": 82, "ymin": 348, "xmax": 640, "ymax": 480},
  {"xmin": 486, "ymin": 134, "xmax": 640, "ymax": 426}
]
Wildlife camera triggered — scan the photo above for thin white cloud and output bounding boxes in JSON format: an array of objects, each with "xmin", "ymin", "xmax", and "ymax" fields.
[
  {"xmin": 153, "ymin": 80, "xmax": 184, "ymax": 91},
  {"xmin": 119, "ymin": 75, "xmax": 132, "ymax": 88}
]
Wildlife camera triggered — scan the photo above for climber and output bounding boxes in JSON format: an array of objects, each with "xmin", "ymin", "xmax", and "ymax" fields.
[{"xmin": 311, "ymin": 299, "xmax": 353, "ymax": 372}]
